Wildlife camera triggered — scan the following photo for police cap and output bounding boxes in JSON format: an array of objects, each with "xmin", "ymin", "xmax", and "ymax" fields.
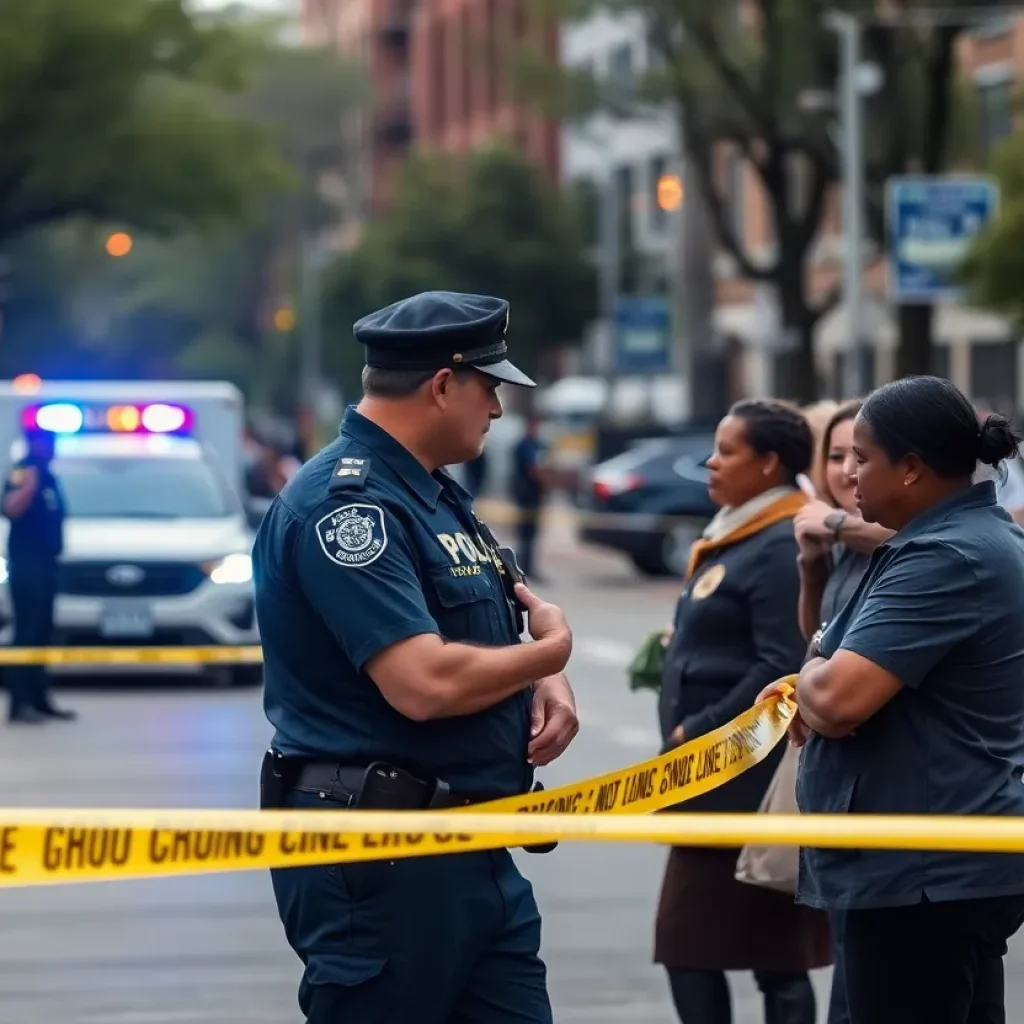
[{"xmin": 353, "ymin": 291, "xmax": 536, "ymax": 388}]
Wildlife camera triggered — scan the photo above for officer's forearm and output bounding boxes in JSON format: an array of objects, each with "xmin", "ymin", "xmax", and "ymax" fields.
[
  {"xmin": 368, "ymin": 631, "xmax": 570, "ymax": 722},
  {"xmin": 423, "ymin": 636, "xmax": 570, "ymax": 719}
]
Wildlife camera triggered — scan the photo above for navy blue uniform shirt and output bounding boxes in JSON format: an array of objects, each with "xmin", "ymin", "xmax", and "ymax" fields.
[
  {"xmin": 3, "ymin": 457, "xmax": 65, "ymax": 563},
  {"xmin": 660, "ymin": 518, "xmax": 807, "ymax": 814},
  {"xmin": 512, "ymin": 436, "xmax": 544, "ymax": 509},
  {"xmin": 798, "ymin": 482, "xmax": 1024, "ymax": 911},
  {"xmin": 254, "ymin": 408, "xmax": 534, "ymax": 797}
]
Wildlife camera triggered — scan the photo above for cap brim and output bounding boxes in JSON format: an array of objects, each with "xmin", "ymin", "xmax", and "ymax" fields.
[{"xmin": 475, "ymin": 359, "xmax": 536, "ymax": 388}]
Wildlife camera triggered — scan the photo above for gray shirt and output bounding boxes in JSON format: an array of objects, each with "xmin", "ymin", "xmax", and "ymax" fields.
[
  {"xmin": 797, "ymin": 482, "xmax": 1024, "ymax": 911},
  {"xmin": 819, "ymin": 545, "xmax": 873, "ymax": 629}
]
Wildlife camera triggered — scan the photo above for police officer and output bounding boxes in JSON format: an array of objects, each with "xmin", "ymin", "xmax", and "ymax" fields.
[
  {"xmin": 254, "ymin": 291, "xmax": 579, "ymax": 1024},
  {"xmin": 511, "ymin": 414, "xmax": 547, "ymax": 581},
  {"xmin": 2, "ymin": 423, "xmax": 75, "ymax": 723}
]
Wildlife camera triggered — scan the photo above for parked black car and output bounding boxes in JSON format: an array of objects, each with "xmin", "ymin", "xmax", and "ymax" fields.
[{"xmin": 576, "ymin": 432, "xmax": 717, "ymax": 576}]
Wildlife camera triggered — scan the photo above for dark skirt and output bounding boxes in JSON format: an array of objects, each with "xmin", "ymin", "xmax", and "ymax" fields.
[{"xmin": 654, "ymin": 845, "xmax": 834, "ymax": 973}]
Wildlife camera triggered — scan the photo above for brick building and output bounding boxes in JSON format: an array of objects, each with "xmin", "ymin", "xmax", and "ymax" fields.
[
  {"xmin": 712, "ymin": 13, "xmax": 1024, "ymax": 404},
  {"xmin": 411, "ymin": 0, "xmax": 560, "ymax": 179},
  {"xmin": 301, "ymin": 0, "xmax": 559, "ymax": 247}
]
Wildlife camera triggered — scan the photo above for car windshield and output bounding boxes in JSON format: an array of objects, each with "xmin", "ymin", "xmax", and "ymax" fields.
[{"xmin": 53, "ymin": 456, "xmax": 237, "ymax": 519}]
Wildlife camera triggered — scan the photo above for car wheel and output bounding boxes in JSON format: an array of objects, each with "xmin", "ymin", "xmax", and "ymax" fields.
[
  {"xmin": 630, "ymin": 552, "xmax": 669, "ymax": 577},
  {"xmin": 659, "ymin": 520, "xmax": 705, "ymax": 576}
]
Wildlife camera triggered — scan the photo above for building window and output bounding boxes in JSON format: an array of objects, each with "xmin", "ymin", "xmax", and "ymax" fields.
[
  {"xmin": 462, "ymin": 10, "xmax": 473, "ymax": 122},
  {"xmin": 607, "ymin": 42, "xmax": 635, "ymax": 97},
  {"xmin": 430, "ymin": 20, "xmax": 446, "ymax": 133},
  {"xmin": 649, "ymin": 154, "xmax": 669, "ymax": 234},
  {"xmin": 486, "ymin": 0, "xmax": 499, "ymax": 110},
  {"xmin": 978, "ymin": 78, "xmax": 1013, "ymax": 159}
]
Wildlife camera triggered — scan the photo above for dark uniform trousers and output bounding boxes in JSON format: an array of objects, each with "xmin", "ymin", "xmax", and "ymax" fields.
[
  {"xmin": 7, "ymin": 558, "xmax": 58, "ymax": 714},
  {"xmin": 839, "ymin": 895, "xmax": 1024, "ymax": 1024},
  {"xmin": 271, "ymin": 791, "xmax": 552, "ymax": 1024}
]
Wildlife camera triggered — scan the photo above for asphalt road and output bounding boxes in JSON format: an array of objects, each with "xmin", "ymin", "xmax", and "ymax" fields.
[{"xmin": 0, "ymin": 520, "xmax": 1020, "ymax": 1023}]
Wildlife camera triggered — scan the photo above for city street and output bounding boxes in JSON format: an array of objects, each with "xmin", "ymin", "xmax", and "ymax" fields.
[{"xmin": 0, "ymin": 516, "xmax": 1018, "ymax": 1023}]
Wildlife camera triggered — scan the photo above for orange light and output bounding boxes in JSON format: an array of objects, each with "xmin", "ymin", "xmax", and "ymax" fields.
[
  {"xmin": 12, "ymin": 373, "xmax": 41, "ymax": 393},
  {"xmin": 273, "ymin": 307, "xmax": 296, "ymax": 332},
  {"xmin": 656, "ymin": 174, "xmax": 684, "ymax": 212},
  {"xmin": 107, "ymin": 405, "xmax": 141, "ymax": 432},
  {"xmin": 105, "ymin": 232, "xmax": 133, "ymax": 258}
]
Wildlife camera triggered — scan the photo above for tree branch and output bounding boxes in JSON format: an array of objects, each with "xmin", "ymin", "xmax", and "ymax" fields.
[
  {"xmin": 795, "ymin": 154, "xmax": 829, "ymax": 253},
  {"xmin": 680, "ymin": 16, "xmax": 777, "ymax": 138},
  {"xmin": 809, "ymin": 281, "xmax": 842, "ymax": 326},
  {"xmin": 922, "ymin": 24, "xmax": 960, "ymax": 173},
  {"xmin": 683, "ymin": 122, "xmax": 775, "ymax": 282}
]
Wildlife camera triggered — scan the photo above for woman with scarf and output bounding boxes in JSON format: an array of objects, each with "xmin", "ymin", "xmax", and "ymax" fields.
[{"xmin": 655, "ymin": 399, "xmax": 832, "ymax": 1024}]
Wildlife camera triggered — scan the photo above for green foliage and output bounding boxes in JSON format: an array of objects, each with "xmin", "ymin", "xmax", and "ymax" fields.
[
  {"xmin": 0, "ymin": 0, "xmax": 291, "ymax": 245},
  {"xmin": 961, "ymin": 131, "xmax": 1024, "ymax": 322},
  {"xmin": 323, "ymin": 145, "xmax": 598, "ymax": 396},
  {"xmin": 532, "ymin": 0, "xmax": 990, "ymax": 394},
  {"xmin": 0, "ymin": 6, "xmax": 365, "ymax": 410}
]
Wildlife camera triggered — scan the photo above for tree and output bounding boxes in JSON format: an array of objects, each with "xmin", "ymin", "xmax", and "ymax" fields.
[
  {"xmin": 322, "ymin": 145, "xmax": 598, "ymax": 398},
  {"xmin": 1, "ymin": 34, "xmax": 367, "ymax": 411},
  {"xmin": 960, "ymin": 132, "xmax": 1024, "ymax": 326},
  {"xmin": 0, "ymin": 0, "xmax": 290, "ymax": 248},
  {"xmin": 525, "ymin": 0, "xmax": 987, "ymax": 400}
]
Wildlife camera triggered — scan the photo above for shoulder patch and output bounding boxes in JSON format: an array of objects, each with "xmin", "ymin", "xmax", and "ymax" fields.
[
  {"xmin": 315, "ymin": 504, "xmax": 388, "ymax": 568},
  {"xmin": 328, "ymin": 456, "xmax": 371, "ymax": 492}
]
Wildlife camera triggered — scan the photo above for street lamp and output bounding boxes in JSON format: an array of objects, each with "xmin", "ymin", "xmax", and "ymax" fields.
[{"xmin": 104, "ymin": 232, "xmax": 133, "ymax": 258}]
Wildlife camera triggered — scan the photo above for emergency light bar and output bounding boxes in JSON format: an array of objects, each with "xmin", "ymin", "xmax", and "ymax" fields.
[{"xmin": 21, "ymin": 402, "xmax": 193, "ymax": 436}]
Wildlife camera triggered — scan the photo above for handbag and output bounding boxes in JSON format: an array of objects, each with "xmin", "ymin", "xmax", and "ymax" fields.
[
  {"xmin": 734, "ymin": 740, "xmax": 801, "ymax": 894},
  {"xmin": 627, "ymin": 629, "xmax": 666, "ymax": 694}
]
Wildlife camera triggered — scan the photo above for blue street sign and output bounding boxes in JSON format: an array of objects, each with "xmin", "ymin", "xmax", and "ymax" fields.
[
  {"xmin": 613, "ymin": 296, "xmax": 672, "ymax": 374},
  {"xmin": 886, "ymin": 175, "xmax": 1000, "ymax": 303}
]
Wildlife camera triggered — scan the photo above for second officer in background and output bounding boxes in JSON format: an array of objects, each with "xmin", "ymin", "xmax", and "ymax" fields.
[
  {"xmin": 2, "ymin": 421, "xmax": 75, "ymax": 724},
  {"xmin": 254, "ymin": 290, "xmax": 579, "ymax": 1024}
]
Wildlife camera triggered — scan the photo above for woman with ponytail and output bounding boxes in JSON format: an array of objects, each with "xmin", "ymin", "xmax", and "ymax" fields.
[{"xmin": 772, "ymin": 376, "xmax": 1024, "ymax": 1024}]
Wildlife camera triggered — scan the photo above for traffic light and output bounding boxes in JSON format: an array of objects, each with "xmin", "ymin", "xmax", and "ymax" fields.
[
  {"xmin": 272, "ymin": 307, "xmax": 296, "ymax": 332},
  {"xmin": 657, "ymin": 174, "xmax": 684, "ymax": 212},
  {"xmin": 104, "ymin": 232, "xmax": 133, "ymax": 258}
]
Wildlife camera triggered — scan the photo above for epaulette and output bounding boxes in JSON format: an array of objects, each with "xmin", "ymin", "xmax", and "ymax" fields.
[{"xmin": 328, "ymin": 456, "xmax": 372, "ymax": 493}]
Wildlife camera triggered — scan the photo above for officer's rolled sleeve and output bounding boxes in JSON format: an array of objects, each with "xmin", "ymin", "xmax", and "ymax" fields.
[
  {"xmin": 296, "ymin": 506, "xmax": 439, "ymax": 672},
  {"xmin": 838, "ymin": 539, "xmax": 980, "ymax": 689},
  {"xmin": 681, "ymin": 534, "xmax": 805, "ymax": 738}
]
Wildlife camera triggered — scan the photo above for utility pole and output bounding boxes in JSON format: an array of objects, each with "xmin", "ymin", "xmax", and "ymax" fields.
[
  {"xmin": 299, "ymin": 236, "xmax": 327, "ymax": 457},
  {"xmin": 826, "ymin": 11, "xmax": 867, "ymax": 399},
  {"xmin": 598, "ymin": 168, "xmax": 622, "ymax": 394}
]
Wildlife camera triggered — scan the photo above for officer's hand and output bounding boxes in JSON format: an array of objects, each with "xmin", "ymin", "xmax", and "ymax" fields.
[
  {"xmin": 515, "ymin": 583, "xmax": 571, "ymax": 648},
  {"xmin": 528, "ymin": 674, "xmax": 579, "ymax": 766}
]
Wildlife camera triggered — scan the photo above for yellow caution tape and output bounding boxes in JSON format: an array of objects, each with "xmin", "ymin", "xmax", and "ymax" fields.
[
  {"xmin": 0, "ymin": 683, "xmax": 798, "ymax": 888},
  {"xmin": 0, "ymin": 645, "xmax": 263, "ymax": 665}
]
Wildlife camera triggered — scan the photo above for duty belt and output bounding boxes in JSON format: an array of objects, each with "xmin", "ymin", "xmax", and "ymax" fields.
[{"xmin": 293, "ymin": 762, "xmax": 502, "ymax": 810}]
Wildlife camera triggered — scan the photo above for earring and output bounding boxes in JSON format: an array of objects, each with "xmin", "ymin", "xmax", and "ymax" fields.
[
  {"xmin": 763, "ymin": 467, "xmax": 771, "ymax": 476},
  {"xmin": 904, "ymin": 479, "xmax": 911, "ymax": 487}
]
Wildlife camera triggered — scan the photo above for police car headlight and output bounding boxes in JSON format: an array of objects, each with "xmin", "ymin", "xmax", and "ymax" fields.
[{"xmin": 205, "ymin": 554, "xmax": 252, "ymax": 585}]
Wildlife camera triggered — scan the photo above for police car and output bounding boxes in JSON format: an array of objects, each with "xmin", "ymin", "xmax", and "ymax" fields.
[{"xmin": 0, "ymin": 392, "xmax": 260, "ymax": 685}]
